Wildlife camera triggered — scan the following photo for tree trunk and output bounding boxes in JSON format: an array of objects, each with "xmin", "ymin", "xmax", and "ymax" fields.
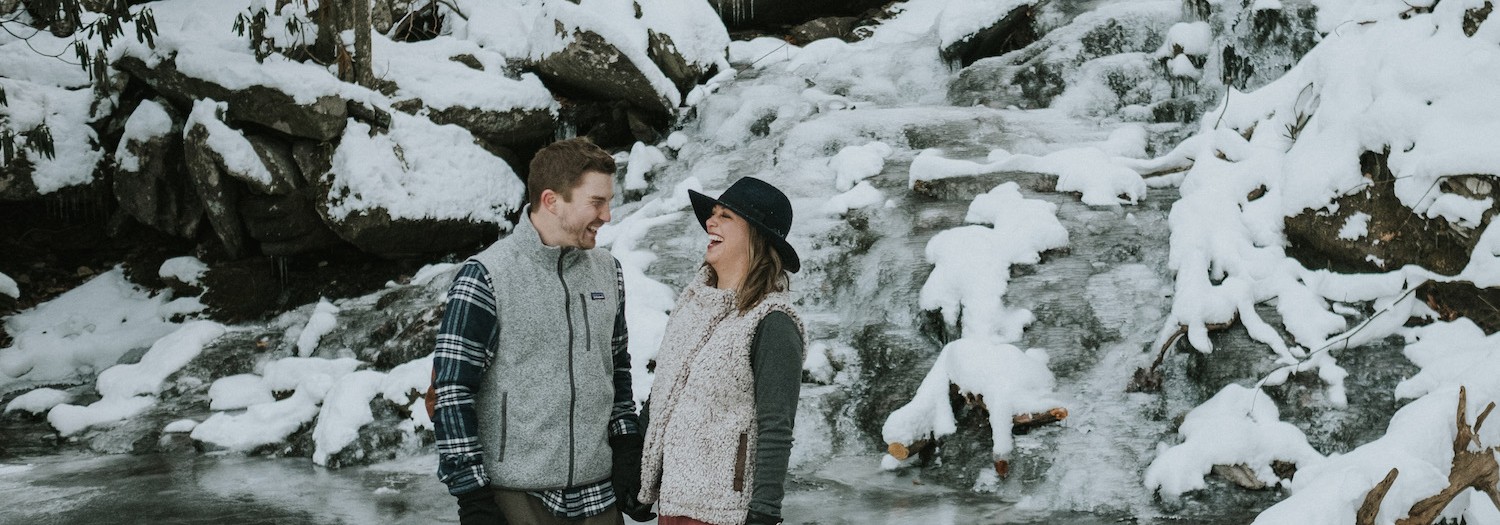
[{"xmin": 353, "ymin": 0, "xmax": 374, "ymax": 88}]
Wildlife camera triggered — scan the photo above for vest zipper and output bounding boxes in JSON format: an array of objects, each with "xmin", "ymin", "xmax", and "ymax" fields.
[{"xmin": 557, "ymin": 250, "xmax": 577, "ymax": 488}]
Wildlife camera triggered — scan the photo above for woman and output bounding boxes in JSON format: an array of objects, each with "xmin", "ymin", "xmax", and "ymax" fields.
[{"xmin": 639, "ymin": 177, "xmax": 807, "ymax": 525}]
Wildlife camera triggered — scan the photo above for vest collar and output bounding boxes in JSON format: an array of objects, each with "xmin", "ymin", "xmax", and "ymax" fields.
[{"xmin": 514, "ymin": 206, "xmax": 582, "ymax": 267}]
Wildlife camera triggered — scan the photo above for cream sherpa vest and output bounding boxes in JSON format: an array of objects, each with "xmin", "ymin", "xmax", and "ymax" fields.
[{"xmin": 640, "ymin": 268, "xmax": 805, "ymax": 525}]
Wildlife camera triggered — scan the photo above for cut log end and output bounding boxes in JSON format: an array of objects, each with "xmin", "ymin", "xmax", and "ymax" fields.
[
  {"xmin": 994, "ymin": 459, "xmax": 1009, "ymax": 478},
  {"xmin": 888, "ymin": 442, "xmax": 910, "ymax": 461}
]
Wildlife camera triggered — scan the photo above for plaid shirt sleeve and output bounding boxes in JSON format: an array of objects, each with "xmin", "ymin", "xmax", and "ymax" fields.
[
  {"xmin": 609, "ymin": 258, "xmax": 642, "ymax": 437},
  {"xmin": 433, "ymin": 260, "xmax": 498, "ymax": 496}
]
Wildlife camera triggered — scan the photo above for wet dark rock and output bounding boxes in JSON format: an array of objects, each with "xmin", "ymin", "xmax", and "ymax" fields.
[
  {"xmin": 0, "ymin": 157, "xmax": 40, "ymax": 201},
  {"xmin": 199, "ymin": 257, "xmax": 282, "ymax": 322},
  {"xmin": 313, "ymin": 398, "xmax": 428, "ymax": 469},
  {"xmin": 316, "ymin": 205, "xmax": 496, "ymax": 256},
  {"xmin": 425, "ymin": 104, "xmax": 557, "ymax": 149},
  {"xmin": 244, "ymin": 134, "xmax": 305, "ymax": 195},
  {"xmin": 948, "ymin": 13, "xmax": 1171, "ymax": 110},
  {"xmin": 1284, "ymin": 151, "xmax": 1493, "ymax": 276},
  {"xmin": 1417, "ymin": 281, "xmax": 1500, "ymax": 334},
  {"xmin": 940, "ymin": 3, "xmax": 1039, "ymax": 68},
  {"xmin": 708, "ymin": 0, "xmax": 889, "ymax": 30},
  {"xmin": 534, "ymin": 24, "xmax": 710, "ymax": 119},
  {"xmin": 183, "ymin": 121, "xmax": 249, "ymax": 259},
  {"xmin": 239, "ymin": 191, "xmax": 345, "ymax": 257},
  {"xmin": 113, "ymin": 100, "xmax": 203, "ymax": 238},
  {"xmin": 1219, "ymin": 5, "xmax": 1318, "ymax": 91},
  {"xmin": 911, "ymin": 173, "xmax": 1055, "ymax": 201},
  {"xmin": 789, "ymin": 17, "xmax": 859, "ymax": 45},
  {"xmin": 117, "ymin": 55, "xmax": 349, "ymax": 141},
  {"xmin": 535, "ymin": 28, "xmax": 675, "ymax": 115}
]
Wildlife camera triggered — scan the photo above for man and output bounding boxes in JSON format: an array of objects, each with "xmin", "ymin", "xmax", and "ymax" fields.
[{"xmin": 434, "ymin": 137, "xmax": 655, "ymax": 525}]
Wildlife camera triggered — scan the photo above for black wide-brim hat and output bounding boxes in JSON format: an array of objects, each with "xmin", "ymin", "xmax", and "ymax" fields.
[{"xmin": 688, "ymin": 176, "xmax": 801, "ymax": 273}]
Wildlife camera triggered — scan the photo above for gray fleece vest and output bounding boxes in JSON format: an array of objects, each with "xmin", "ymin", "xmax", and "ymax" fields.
[{"xmin": 471, "ymin": 213, "xmax": 618, "ymax": 490}]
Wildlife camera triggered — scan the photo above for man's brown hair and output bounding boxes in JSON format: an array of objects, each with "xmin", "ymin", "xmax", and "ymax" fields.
[{"xmin": 527, "ymin": 137, "xmax": 617, "ymax": 208}]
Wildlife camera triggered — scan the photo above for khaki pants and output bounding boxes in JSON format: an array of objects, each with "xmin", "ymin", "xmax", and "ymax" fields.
[{"xmin": 493, "ymin": 488, "xmax": 626, "ymax": 525}]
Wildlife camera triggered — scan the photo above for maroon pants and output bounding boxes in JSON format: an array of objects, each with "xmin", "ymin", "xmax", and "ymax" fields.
[{"xmin": 657, "ymin": 516, "xmax": 715, "ymax": 525}]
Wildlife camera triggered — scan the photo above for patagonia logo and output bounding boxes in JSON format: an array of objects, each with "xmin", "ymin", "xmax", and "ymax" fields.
[{"xmin": 590, "ymin": 292, "xmax": 606, "ymax": 300}]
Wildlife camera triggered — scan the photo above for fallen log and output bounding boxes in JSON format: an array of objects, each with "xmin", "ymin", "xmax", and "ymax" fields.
[{"xmin": 1356, "ymin": 386, "xmax": 1500, "ymax": 525}]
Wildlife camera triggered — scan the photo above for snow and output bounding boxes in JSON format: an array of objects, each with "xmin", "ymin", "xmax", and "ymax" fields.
[
  {"xmin": 158, "ymin": 256, "xmax": 209, "ymax": 287},
  {"xmin": 191, "ymin": 386, "xmax": 326, "ymax": 451},
  {"xmin": 372, "ymin": 33, "xmax": 558, "ymax": 115},
  {"xmin": 830, "ymin": 142, "xmax": 892, "ymax": 191},
  {"xmin": 1160, "ymin": 22, "xmax": 1213, "ymax": 57},
  {"xmin": 0, "ymin": 76, "xmax": 104, "ymax": 194},
  {"xmin": 1338, "ymin": 212, "xmax": 1371, "ymax": 240},
  {"xmin": 919, "ymin": 182, "xmax": 1068, "ymax": 341},
  {"xmin": 312, "ymin": 370, "xmax": 387, "ymax": 466},
  {"xmin": 115, "ymin": 99, "xmax": 175, "ymax": 173},
  {"xmin": 186, "ymin": 99, "xmax": 274, "ymax": 187},
  {"xmin": 324, "ymin": 112, "xmax": 525, "ymax": 224},
  {"xmin": 936, "ymin": 0, "xmax": 1039, "ymax": 51},
  {"xmin": 529, "ymin": 0, "xmax": 730, "ymax": 108},
  {"xmin": 260, "ymin": 357, "xmax": 364, "ymax": 393},
  {"xmin": 0, "ymin": 269, "xmax": 191, "ymax": 391},
  {"xmin": 163, "ymin": 419, "xmax": 198, "ymax": 433},
  {"xmin": 909, "ymin": 146, "xmax": 1147, "ymax": 206},
  {"xmin": 294, "ymin": 299, "xmax": 340, "ymax": 357},
  {"xmin": 821, "ymin": 182, "xmax": 885, "ymax": 215},
  {"xmin": 625, "ymin": 142, "xmax": 669, "ymax": 191},
  {"xmin": 728, "ymin": 37, "xmax": 800, "ymax": 67},
  {"xmin": 0, "ymin": 272, "xmax": 17, "ymax": 299},
  {"xmin": 883, "ymin": 339, "xmax": 1059, "ymax": 460},
  {"xmin": 207, "ymin": 374, "xmax": 274, "ymax": 411},
  {"xmin": 47, "ymin": 322, "xmax": 226, "ymax": 436},
  {"xmin": 1144, "ymin": 384, "xmax": 1322, "ymax": 498},
  {"xmin": 3, "ymin": 388, "xmax": 74, "ymax": 415}
]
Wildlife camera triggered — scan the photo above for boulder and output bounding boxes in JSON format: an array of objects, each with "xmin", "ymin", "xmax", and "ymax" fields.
[
  {"xmin": 1284, "ymin": 151, "xmax": 1496, "ymax": 276},
  {"xmin": 708, "ymin": 0, "xmax": 889, "ymax": 29},
  {"xmin": 182, "ymin": 123, "xmax": 248, "ymax": 259},
  {"xmin": 244, "ymin": 135, "xmax": 305, "ymax": 194},
  {"xmin": 239, "ymin": 191, "xmax": 345, "ymax": 257},
  {"xmin": 424, "ymin": 104, "xmax": 557, "ymax": 149},
  {"xmin": 789, "ymin": 16, "xmax": 859, "ymax": 45},
  {"xmin": 948, "ymin": 7, "xmax": 1178, "ymax": 111},
  {"xmin": 315, "ymin": 205, "xmax": 496, "ymax": 256},
  {"xmin": 113, "ymin": 100, "xmax": 203, "ymax": 238},
  {"xmin": 116, "ymin": 56, "xmax": 348, "ymax": 141},
  {"xmin": 940, "ymin": 3, "xmax": 1039, "ymax": 68},
  {"xmin": 0, "ymin": 159, "xmax": 40, "ymax": 201},
  {"xmin": 534, "ymin": 28, "xmax": 679, "ymax": 115}
]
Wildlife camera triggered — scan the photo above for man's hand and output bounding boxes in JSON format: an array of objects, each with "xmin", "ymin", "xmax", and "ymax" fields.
[
  {"xmin": 456, "ymin": 486, "xmax": 506, "ymax": 525},
  {"xmin": 610, "ymin": 433, "xmax": 657, "ymax": 522},
  {"xmin": 746, "ymin": 509, "xmax": 782, "ymax": 525}
]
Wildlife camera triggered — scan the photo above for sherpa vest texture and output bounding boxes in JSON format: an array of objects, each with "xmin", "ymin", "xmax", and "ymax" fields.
[
  {"xmin": 640, "ymin": 268, "xmax": 806, "ymax": 525},
  {"xmin": 470, "ymin": 214, "xmax": 618, "ymax": 490}
]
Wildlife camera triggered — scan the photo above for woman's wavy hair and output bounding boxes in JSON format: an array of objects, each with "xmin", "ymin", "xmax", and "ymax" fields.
[{"xmin": 707, "ymin": 225, "xmax": 789, "ymax": 313}]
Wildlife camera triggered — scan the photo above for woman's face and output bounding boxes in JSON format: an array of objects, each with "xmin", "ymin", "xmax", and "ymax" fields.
[{"xmin": 704, "ymin": 204, "xmax": 752, "ymax": 277}]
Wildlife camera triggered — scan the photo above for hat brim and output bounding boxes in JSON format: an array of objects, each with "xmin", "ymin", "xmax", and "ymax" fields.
[{"xmin": 689, "ymin": 189, "xmax": 801, "ymax": 273}]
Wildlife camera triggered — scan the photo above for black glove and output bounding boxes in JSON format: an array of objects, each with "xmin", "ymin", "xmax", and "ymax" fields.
[
  {"xmin": 610, "ymin": 433, "xmax": 657, "ymax": 522},
  {"xmin": 746, "ymin": 509, "xmax": 782, "ymax": 525},
  {"xmin": 456, "ymin": 486, "xmax": 506, "ymax": 525}
]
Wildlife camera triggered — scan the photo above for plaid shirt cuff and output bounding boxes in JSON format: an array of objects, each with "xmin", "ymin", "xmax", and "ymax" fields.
[{"xmin": 531, "ymin": 479, "xmax": 616, "ymax": 519}]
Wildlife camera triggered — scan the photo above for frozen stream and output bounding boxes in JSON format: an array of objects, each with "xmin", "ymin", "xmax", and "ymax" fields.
[{"xmin": 0, "ymin": 452, "xmax": 1136, "ymax": 525}]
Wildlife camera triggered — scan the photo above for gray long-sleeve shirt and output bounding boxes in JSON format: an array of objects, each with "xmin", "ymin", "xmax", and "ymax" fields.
[{"xmin": 747, "ymin": 311, "xmax": 804, "ymax": 518}]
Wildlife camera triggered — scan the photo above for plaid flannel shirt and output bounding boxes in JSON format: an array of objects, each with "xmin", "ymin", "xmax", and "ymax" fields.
[{"xmin": 434, "ymin": 259, "xmax": 640, "ymax": 519}]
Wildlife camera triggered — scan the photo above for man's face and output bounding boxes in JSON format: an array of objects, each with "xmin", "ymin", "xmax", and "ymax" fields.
[{"xmin": 551, "ymin": 170, "xmax": 613, "ymax": 249}]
